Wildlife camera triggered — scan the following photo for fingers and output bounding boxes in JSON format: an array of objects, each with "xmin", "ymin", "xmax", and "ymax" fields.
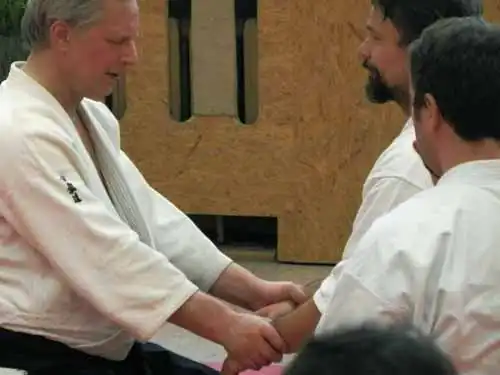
[
  {"xmin": 244, "ymin": 322, "xmax": 285, "ymax": 369},
  {"xmin": 221, "ymin": 358, "xmax": 241, "ymax": 375},
  {"xmin": 256, "ymin": 303, "xmax": 282, "ymax": 317},
  {"xmin": 261, "ymin": 321, "xmax": 286, "ymax": 354},
  {"xmin": 255, "ymin": 305, "xmax": 272, "ymax": 317},
  {"xmin": 286, "ymin": 283, "xmax": 308, "ymax": 305},
  {"xmin": 222, "ymin": 313, "xmax": 286, "ymax": 374},
  {"xmin": 258, "ymin": 341, "xmax": 283, "ymax": 364},
  {"xmin": 256, "ymin": 301, "xmax": 295, "ymax": 320},
  {"xmin": 222, "ymin": 342, "xmax": 281, "ymax": 375},
  {"xmin": 245, "ymin": 324, "xmax": 283, "ymax": 369},
  {"xmin": 222, "ymin": 354, "xmax": 264, "ymax": 375}
]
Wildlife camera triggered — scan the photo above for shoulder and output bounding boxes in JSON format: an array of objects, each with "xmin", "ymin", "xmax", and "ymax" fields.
[
  {"xmin": 0, "ymin": 95, "xmax": 79, "ymax": 187},
  {"xmin": 0, "ymin": 77, "xmax": 75, "ymax": 142},
  {"xmin": 0, "ymin": 94, "xmax": 73, "ymax": 154},
  {"xmin": 358, "ymin": 186, "xmax": 470, "ymax": 267}
]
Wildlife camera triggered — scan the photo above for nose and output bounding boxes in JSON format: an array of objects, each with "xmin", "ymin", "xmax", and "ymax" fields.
[
  {"xmin": 357, "ymin": 38, "xmax": 369, "ymax": 62},
  {"xmin": 123, "ymin": 40, "xmax": 139, "ymax": 66}
]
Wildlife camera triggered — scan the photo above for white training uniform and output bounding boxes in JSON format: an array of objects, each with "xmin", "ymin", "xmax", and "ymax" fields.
[
  {"xmin": 0, "ymin": 62, "xmax": 233, "ymax": 360},
  {"xmin": 316, "ymin": 160, "xmax": 500, "ymax": 375},
  {"xmin": 314, "ymin": 119, "xmax": 433, "ymax": 313}
]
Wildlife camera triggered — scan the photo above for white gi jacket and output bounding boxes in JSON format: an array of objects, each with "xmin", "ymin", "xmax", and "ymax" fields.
[
  {"xmin": 314, "ymin": 120, "xmax": 433, "ymax": 313},
  {"xmin": 316, "ymin": 160, "xmax": 500, "ymax": 375},
  {"xmin": 0, "ymin": 62, "xmax": 232, "ymax": 360}
]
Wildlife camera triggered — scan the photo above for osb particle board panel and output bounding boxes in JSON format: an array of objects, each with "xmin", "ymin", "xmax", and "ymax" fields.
[
  {"xmin": 120, "ymin": 0, "xmax": 401, "ymax": 264},
  {"xmin": 120, "ymin": 1, "xmax": 500, "ymax": 264},
  {"xmin": 190, "ymin": 0, "xmax": 237, "ymax": 116}
]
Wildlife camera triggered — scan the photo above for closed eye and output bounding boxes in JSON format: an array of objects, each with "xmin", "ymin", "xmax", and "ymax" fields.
[
  {"xmin": 366, "ymin": 25, "xmax": 382, "ymax": 41},
  {"xmin": 107, "ymin": 37, "xmax": 130, "ymax": 45}
]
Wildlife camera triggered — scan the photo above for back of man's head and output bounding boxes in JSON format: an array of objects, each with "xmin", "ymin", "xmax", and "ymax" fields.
[
  {"xmin": 372, "ymin": 0, "xmax": 483, "ymax": 45},
  {"xmin": 409, "ymin": 17, "xmax": 500, "ymax": 142},
  {"xmin": 284, "ymin": 324, "xmax": 457, "ymax": 375}
]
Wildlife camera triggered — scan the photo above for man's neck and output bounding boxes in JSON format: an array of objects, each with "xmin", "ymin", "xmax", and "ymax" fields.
[
  {"xmin": 441, "ymin": 138, "xmax": 500, "ymax": 175},
  {"xmin": 394, "ymin": 91, "xmax": 411, "ymax": 117},
  {"xmin": 23, "ymin": 52, "xmax": 81, "ymax": 118}
]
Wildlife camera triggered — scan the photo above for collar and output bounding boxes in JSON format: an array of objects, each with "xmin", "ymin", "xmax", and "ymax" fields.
[
  {"xmin": 6, "ymin": 62, "xmax": 66, "ymax": 113},
  {"xmin": 402, "ymin": 117, "xmax": 414, "ymax": 133},
  {"xmin": 438, "ymin": 159, "xmax": 500, "ymax": 187},
  {"xmin": 5, "ymin": 61, "xmax": 81, "ymax": 131}
]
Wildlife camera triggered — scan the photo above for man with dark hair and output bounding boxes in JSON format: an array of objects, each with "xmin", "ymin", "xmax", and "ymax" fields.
[
  {"xmin": 224, "ymin": 11, "xmax": 500, "ymax": 375},
  {"xmin": 285, "ymin": 324, "xmax": 457, "ymax": 375},
  {"xmin": 334, "ymin": 0, "xmax": 483, "ymax": 255},
  {"xmin": 362, "ymin": 0, "xmax": 482, "ymax": 107},
  {"xmin": 260, "ymin": 16, "xmax": 500, "ymax": 375},
  {"xmin": 301, "ymin": 0, "xmax": 484, "ymax": 328},
  {"xmin": 255, "ymin": 0, "xmax": 483, "ymax": 350}
]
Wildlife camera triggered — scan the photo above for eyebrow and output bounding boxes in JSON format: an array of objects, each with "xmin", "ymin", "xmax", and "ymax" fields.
[
  {"xmin": 366, "ymin": 24, "xmax": 380, "ymax": 36},
  {"xmin": 109, "ymin": 33, "xmax": 137, "ymax": 43}
]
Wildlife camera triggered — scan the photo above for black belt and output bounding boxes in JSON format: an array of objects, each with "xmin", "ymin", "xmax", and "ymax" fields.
[{"xmin": 0, "ymin": 328, "xmax": 146, "ymax": 375}]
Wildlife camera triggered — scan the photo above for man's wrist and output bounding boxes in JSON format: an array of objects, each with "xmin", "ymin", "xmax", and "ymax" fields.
[
  {"xmin": 168, "ymin": 291, "xmax": 240, "ymax": 347},
  {"xmin": 209, "ymin": 263, "xmax": 270, "ymax": 311},
  {"xmin": 247, "ymin": 279, "xmax": 271, "ymax": 311}
]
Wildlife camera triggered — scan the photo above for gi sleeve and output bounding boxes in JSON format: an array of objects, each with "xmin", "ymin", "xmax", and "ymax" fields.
[
  {"xmin": 313, "ymin": 176, "xmax": 423, "ymax": 314},
  {"xmin": 119, "ymin": 152, "xmax": 233, "ymax": 292},
  {"xmin": 315, "ymin": 216, "xmax": 415, "ymax": 335},
  {"xmin": 0, "ymin": 125, "xmax": 199, "ymax": 342},
  {"xmin": 343, "ymin": 176, "xmax": 423, "ymax": 259}
]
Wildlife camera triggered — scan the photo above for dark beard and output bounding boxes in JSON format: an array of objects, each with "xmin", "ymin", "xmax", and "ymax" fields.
[
  {"xmin": 362, "ymin": 61, "xmax": 411, "ymax": 113},
  {"xmin": 365, "ymin": 73, "xmax": 394, "ymax": 103},
  {"xmin": 362, "ymin": 61, "xmax": 394, "ymax": 103}
]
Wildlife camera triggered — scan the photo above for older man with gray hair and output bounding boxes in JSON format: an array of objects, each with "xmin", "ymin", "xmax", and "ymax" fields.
[{"xmin": 0, "ymin": 0, "xmax": 307, "ymax": 373}]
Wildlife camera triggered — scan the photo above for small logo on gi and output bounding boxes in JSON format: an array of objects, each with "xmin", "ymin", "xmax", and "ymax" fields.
[{"xmin": 60, "ymin": 176, "xmax": 82, "ymax": 203}]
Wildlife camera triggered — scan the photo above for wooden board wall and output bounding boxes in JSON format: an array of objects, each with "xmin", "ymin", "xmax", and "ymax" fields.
[{"xmin": 120, "ymin": 0, "xmax": 500, "ymax": 264}]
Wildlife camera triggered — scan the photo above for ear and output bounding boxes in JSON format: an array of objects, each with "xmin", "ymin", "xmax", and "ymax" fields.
[
  {"xmin": 423, "ymin": 93, "xmax": 443, "ymax": 133},
  {"xmin": 49, "ymin": 20, "xmax": 72, "ymax": 51}
]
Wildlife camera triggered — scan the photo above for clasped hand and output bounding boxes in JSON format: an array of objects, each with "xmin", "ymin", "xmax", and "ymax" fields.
[
  {"xmin": 220, "ymin": 281, "xmax": 307, "ymax": 375},
  {"xmin": 220, "ymin": 312, "xmax": 284, "ymax": 375}
]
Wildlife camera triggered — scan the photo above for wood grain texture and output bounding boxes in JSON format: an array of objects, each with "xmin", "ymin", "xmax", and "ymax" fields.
[{"xmin": 120, "ymin": 0, "xmax": 500, "ymax": 263}]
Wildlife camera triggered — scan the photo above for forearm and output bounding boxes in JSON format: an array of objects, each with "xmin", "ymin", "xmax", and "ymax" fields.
[
  {"xmin": 208, "ymin": 263, "xmax": 266, "ymax": 311},
  {"xmin": 168, "ymin": 290, "xmax": 238, "ymax": 345},
  {"xmin": 272, "ymin": 298, "xmax": 320, "ymax": 353}
]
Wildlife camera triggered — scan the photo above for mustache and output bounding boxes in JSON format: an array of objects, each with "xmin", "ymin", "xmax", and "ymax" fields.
[{"xmin": 362, "ymin": 60, "xmax": 381, "ymax": 76}]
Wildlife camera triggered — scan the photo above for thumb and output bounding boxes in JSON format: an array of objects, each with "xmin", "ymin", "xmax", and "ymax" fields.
[
  {"xmin": 256, "ymin": 304, "xmax": 277, "ymax": 317},
  {"xmin": 221, "ymin": 358, "xmax": 240, "ymax": 375},
  {"xmin": 286, "ymin": 283, "xmax": 308, "ymax": 305},
  {"xmin": 262, "ymin": 322, "xmax": 286, "ymax": 353},
  {"xmin": 257, "ymin": 301, "xmax": 295, "ymax": 320}
]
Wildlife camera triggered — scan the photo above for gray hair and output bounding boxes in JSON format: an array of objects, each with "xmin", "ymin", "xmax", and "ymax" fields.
[{"xmin": 21, "ymin": 0, "xmax": 105, "ymax": 49}]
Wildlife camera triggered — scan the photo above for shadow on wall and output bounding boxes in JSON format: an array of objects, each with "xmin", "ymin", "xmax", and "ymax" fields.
[{"xmin": 190, "ymin": 214, "xmax": 277, "ymax": 250}]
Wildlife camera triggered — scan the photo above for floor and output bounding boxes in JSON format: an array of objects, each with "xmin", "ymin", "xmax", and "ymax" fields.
[{"xmin": 150, "ymin": 248, "xmax": 332, "ymax": 364}]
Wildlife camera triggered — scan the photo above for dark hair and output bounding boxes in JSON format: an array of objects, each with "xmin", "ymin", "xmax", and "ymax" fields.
[
  {"xmin": 284, "ymin": 324, "xmax": 457, "ymax": 375},
  {"xmin": 409, "ymin": 17, "xmax": 500, "ymax": 141},
  {"xmin": 372, "ymin": 0, "xmax": 483, "ymax": 45}
]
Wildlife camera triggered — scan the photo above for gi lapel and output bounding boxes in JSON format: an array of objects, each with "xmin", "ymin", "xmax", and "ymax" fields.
[{"xmin": 80, "ymin": 104, "xmax": 154, "ymax": 247}]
